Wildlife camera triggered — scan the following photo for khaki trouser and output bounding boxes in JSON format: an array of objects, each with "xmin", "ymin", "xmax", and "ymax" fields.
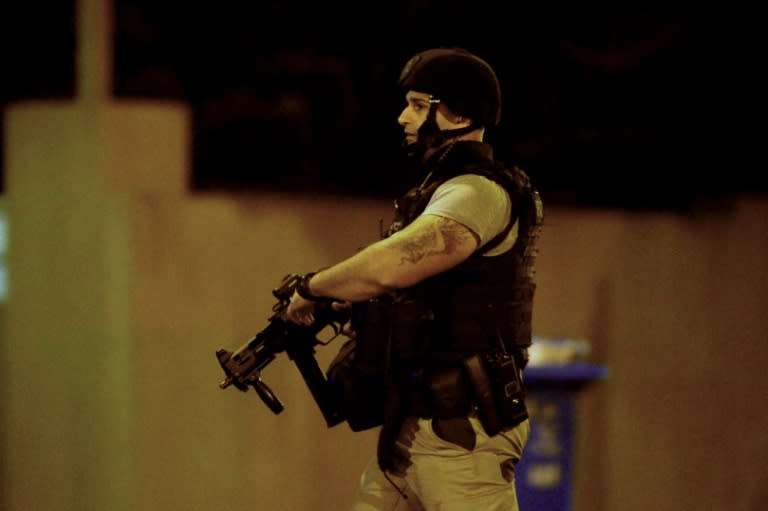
[{"xmin": 351, "ymin": 416, "xmax": 530, "ymax": 511}]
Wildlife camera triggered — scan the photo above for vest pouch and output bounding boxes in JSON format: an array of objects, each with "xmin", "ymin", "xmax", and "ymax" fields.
[
  {"xmin": 463, "ymin": 352, "xmax": 528, "ymax": 437},
  {"xmin": 325, "ymin": 297, "xmax": 435, "ymax": 432},
  {"xmin": 389, "ymin": 297, "xmax": 435, "ymax": 363},
  {"xmin": 352, "ymin": 296, "xmax": 434, "ymax": 365},
  {"xmin": 485, "ymin": 351, "xmax": 528, "ymax": 429},
  {"xmin": 350, "ymin": 299, "xmax": 392, "ymax": 363},
  {"xmin": 325, "ymin": 338, "xmax": 386, "ymax": 432}
]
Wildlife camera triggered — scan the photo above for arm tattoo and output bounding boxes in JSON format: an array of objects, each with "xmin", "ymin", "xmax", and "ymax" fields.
[{"xmin": 391, "ymin": 217, "xmax": 474, "ymax": 265}]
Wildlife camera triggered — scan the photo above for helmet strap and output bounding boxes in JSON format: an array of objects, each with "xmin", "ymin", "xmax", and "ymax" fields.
[
  {"xmin": 404, "ymin": 98, "xmax": 480, "ymax": 160},
  {"xmin": 438, "ymin": 123, "xmax": 480, "ymax": 139}
]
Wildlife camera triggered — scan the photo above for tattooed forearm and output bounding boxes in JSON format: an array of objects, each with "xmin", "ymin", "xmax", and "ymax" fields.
[{"xmin": 390, "ymin": 217, "xmax": 475, "ymax": 265}]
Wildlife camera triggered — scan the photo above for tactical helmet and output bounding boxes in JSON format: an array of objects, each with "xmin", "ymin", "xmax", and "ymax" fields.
[{"xmin": 398, "ymin": 47, "xmax": 502, "ymax": 127}]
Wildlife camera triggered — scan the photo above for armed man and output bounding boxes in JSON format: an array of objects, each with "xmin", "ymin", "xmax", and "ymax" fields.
[{"xmin": 284, "ymin": 47, "xmax": 543, "ymax": 511}]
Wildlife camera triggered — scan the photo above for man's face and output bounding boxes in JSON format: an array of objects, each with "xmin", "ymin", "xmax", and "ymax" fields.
[{"xmin": 397, "ymin": 90, "xmax": 466, "ymax": 146}]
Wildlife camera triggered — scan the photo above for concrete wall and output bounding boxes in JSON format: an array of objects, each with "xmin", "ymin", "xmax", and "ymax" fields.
[{"xmin": 2, "ymin": 95, "xmax": 767, "ymax": 511}]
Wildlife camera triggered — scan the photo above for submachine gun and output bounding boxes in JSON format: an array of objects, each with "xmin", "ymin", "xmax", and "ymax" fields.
[{"xmin": 215, "ymin": 274, "xmax": 348, "ymax": 427}]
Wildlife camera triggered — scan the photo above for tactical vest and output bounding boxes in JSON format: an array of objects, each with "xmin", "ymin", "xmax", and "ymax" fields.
[{"xmin": 352, "ymin": 141, "xmax": 543, "ymax": 374}]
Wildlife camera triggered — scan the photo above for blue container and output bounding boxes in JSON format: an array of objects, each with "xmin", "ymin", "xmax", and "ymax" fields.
[{"xmin": 516, "ymin": 363, "xmax": 608, "ymax": 511}]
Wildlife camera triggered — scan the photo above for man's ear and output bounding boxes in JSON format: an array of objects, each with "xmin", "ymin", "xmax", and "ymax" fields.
[
  {"xmin": 455, "ymin": 116, "xmax": 472, "ymax": 127},
  {"xmin": 449, "ymin": 112, "xmax": 472, "ymax": 127},
  {"xmin": 440, "ymin": 105, "xmax": 471, "ymax": 127}
]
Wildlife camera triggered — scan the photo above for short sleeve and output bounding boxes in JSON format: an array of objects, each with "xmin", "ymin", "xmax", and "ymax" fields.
[{"xmin": 423, "ymin": 174, "xmax": 514, "ymax": 252}]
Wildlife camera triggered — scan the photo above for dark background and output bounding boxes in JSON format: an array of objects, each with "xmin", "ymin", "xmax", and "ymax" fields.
[{"xmin": 1, "ymin": 2, "xmax": 765, "ymax": 209}]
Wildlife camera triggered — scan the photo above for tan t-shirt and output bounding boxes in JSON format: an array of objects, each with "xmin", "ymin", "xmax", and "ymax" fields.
[{"xmin": 422, "ymin": 174, "xmax": 518, "ymax": 256}]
